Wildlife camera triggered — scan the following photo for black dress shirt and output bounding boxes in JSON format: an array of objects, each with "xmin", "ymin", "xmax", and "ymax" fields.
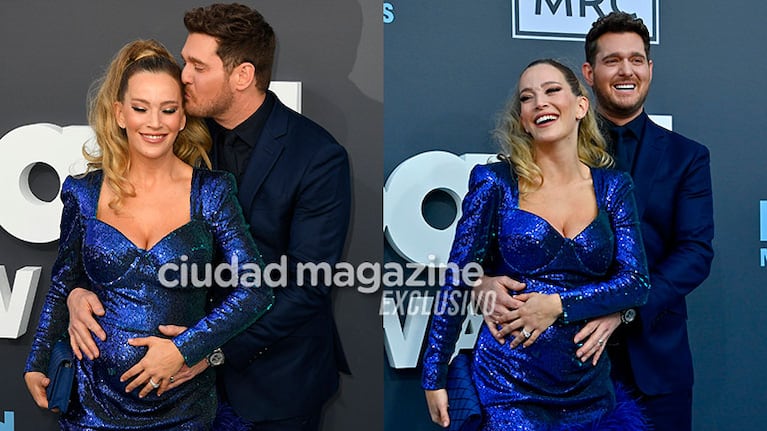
[
  {"xmin": 209, "ymin": 91, "xmax": 276, "ymax": 184},
  {"xmin": 599, "ymin": 111, "xmax": 648, "ymax": 174}
]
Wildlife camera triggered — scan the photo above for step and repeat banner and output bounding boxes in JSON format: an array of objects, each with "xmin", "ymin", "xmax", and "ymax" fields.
[
  {"xmin": 0, "ymin": 1, "xmax": 382, "ymax": 430},
  {"xmin": 384, "ymin": 2, "xmax": 767, "ymax": 430}
]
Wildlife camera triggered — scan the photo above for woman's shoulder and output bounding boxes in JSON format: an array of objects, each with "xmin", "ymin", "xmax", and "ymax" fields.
[
  {"xmin": 192, "ymin": 168, "xmax": 239, "ymax": 216},
  {"xmin": 63, "ymin": 169, "xmax": 101, "ymax": 185},
  {"xmin": 591, "ymin": 167, "xmax": 634, "ymax": 203},
  {"xmin": 470, "ymin": 160, "xmax": 513, "ymax": 183},
  {"xmin": 593, "ymin": 167, "xmax": 633, "ymax": 186},
  {"xmin": 193, "ymin": 168, "xmax": 237, "ymax": 191},
  {"xmin": 58, "ymin": 170, "xmax": 102, "ymax": 216},
  {"xmin": 61, "ymin": 170, "xmax": 102, "ymax": 197}
]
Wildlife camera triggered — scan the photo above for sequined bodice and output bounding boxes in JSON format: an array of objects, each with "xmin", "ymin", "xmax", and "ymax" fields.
[
  {"xmin": 498, "ymin": 208, "xmax": 613, "ymax": 291},
  {"xmin": 83, "ymin": 219, "xmax": 212, "ymax": 335},
  {"xmin": 81, "ymin": 217, "xmax": 216, "ymax": 386}
]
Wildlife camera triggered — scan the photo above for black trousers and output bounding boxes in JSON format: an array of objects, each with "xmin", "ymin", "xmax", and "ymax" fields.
[
  {"xmin": 609, "ymin": 343, "xmax": 693, "ymax": 431},
  {"xmin": 213, "ymin": 397, "xmax": 321, "ymax": 431}
]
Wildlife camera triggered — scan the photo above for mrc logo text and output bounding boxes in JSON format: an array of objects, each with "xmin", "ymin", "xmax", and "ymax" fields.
[{"xmin": 512, "ymin": 0, "xmax": 659, "ymax": 43}]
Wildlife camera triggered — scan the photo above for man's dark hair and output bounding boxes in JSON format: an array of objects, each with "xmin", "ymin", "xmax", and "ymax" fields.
[
  {"xmin": 184, "ymin": 3, "xmax": 276, "ymax": 92},
  {"xmin": 584, "ymin": 12, "xmax": 651, "ymax": 66}
]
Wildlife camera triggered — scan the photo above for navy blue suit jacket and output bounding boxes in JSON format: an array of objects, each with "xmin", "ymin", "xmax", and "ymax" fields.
[
  {"xmin": 621, "ymin": 115, "xmax": 714, "ymax": 395},
  {"xmin": 210, "ymin": 93, "xmax": 351, "ymax": 421}
]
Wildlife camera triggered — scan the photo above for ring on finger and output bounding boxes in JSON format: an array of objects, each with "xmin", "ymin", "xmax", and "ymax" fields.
[
  {"xmin": 169, "ymin": 376, "xmax": 175, "ymax": 384},
  {"xmin": 149, "ymin": 378, "xmax": 160, "ymax": 389},
  {"xmin": 597, "ymin": 339, "xmax": 605, "ymax": 345},
  {"xmin": 521, "ymin": 328, "xmax": 532, "ymax": 339}
]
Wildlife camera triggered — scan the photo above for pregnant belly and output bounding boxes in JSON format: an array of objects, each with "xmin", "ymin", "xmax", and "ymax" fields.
[
  {"xmin": 74, "ymin": 318, "xmax": 217, "ymax": 423},
  {"xmin": 90, "ymin": 320, "xmax": 162, "ymax": 385},
  {"xmin": 474, "ymin": 322, "xmax": 604, "ymax": 397}
]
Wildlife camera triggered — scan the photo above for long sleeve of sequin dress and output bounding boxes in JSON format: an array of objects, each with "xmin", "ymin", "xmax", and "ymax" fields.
[
  {"xmin": 170, "ymin": 171, "xmax": 274, "ymax": 366},
  {"xmin": 422, "ymin": 162, "xmax": 649, "ymax": 431},
  {"xmin": 25, "ymin": 176, "xmax": 87, "ymax": 375},
  {"xmin": 25, "ymin": 169, "xmax": 273, "ymax": 431}
]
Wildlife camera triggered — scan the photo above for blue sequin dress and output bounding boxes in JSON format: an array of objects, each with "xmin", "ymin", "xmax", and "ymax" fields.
[
  {"xmin": 25, "ymin": 169, "xmax": 274, "ymax": 430},
  {"xmin": 422, "ymin": 162, "xmax": 650, "ymax": 431}
]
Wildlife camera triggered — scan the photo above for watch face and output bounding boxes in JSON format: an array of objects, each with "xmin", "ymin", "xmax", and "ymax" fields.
[
  {"xmin": 208, "ymin": 351, "xmax": 224, "ymax": 366},
  {"xmin": 623, "ymin": 309, "xmax": 636, "ymax": 323}
]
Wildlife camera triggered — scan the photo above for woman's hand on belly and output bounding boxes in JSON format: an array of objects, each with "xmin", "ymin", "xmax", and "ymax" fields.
[
  {"xmin": 574, "ymin": 312, "xmax": 621, "ymax": 365},
  {"xmin": 498, "ymin": 292, "xmax": 563, "ymax": 348},
  {"xmin": 472, "ymin": 275, "xmax": 527, "ymax": 345},
  {"xmin": 120, "ymin": 336, "xmax": 184, "ymax": 398}
]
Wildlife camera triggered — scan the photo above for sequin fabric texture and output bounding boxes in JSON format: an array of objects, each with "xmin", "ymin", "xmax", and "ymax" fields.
[
  {"xmin": 26, "ymin": 169, "xmax": 274, "ymax": 430},
  {"xmin": 422, "ymin": 162, "xmax": 650, "ymax": 430}
]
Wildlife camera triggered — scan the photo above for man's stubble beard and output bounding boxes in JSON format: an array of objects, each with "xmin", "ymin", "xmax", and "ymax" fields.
[
  {"xmin": 595, "ymin": 88, "xmax": 647, "ymax": 118},
  {"xmin": 186, "ymin": 86, "xmax": 235, "ymax": 120},
  {"xmin": 593, "ymin": 81, "xmax": 649, "ymax": 122}
]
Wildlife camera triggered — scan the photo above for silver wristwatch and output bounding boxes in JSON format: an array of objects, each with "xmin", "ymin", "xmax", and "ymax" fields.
[
  {"xmin": 620, "ymin": 308, "xmax": 636, "ymax": 325},
  {"xmin": 206, "ymin": 348, "xmax": 225, "ymax": 367}
]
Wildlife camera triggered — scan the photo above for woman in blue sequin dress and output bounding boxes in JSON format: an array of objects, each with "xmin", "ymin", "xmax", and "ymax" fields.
[
  {"xmin": 24, "ymin": 40, "xmax": 274, "ymax": 430},
  {"xmin": 422, "ymin": 59, "xmax": 650, "ymax": 430}
]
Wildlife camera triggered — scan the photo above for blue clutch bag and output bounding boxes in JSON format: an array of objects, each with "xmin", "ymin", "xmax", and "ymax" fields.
[
  {"xmin": 46, "ymin": 340, "xmax": 75, "ymax": 414},
  {"xmin": 445, "ymin": 352, "xmax": 482, "ymax": 431}
]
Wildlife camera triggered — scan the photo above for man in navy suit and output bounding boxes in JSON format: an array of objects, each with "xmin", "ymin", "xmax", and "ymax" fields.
[
  {"xmin": 578, "ymin": 12, "xmax": 714, "ymax": 431},
  {"xmin": 65, "ymin": 4, "xmax": 351, "ymax": 431},
  {"xmin": 475, "ymin": 11, "xmax": 713, "ymax": 431}
]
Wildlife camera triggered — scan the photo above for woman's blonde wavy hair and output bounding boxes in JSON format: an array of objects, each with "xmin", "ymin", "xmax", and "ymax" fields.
[
  {"xmin": 494, "ymin": 59, "xmax": 612, "ymax": 194},
  {"xmin": 85, "ymin": 39, "xmax": 211, "ymax": 210}
]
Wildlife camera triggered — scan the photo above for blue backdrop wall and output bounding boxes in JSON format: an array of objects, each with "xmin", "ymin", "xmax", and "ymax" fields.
[{"xmin": 384, "ymin": 1, "xmax": 767, "ymax": 430}]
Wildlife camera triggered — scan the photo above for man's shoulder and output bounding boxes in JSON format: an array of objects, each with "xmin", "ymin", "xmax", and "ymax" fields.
[
  {"xmin": 269, "ymin": 98, "xmax": 341, "ymax": 150},
  {"xmin": 646, "ymin": 118, "xmax": 708, "ymax": 155}
]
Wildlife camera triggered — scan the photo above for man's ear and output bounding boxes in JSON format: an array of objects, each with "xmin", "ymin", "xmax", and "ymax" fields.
[
  {"xmin": 581, "ymin": 62, "xmax": 594, "ymax": 87},
  {"xmin": 647, "ymin": 59, "xmax": 653, "ymax": 84},
  {"xmin": 231, "ymin": 62, "xmax": 256, "ymax": 91}
]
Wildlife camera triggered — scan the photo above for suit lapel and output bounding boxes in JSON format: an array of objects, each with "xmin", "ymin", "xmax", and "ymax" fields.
[
  {"xmin": 631, "ymin": 120, "xmax": 667, "ymax": 218},
  {"xmin": 237, "ymin": 97, "xmax": 289, "ymax": 213}
]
